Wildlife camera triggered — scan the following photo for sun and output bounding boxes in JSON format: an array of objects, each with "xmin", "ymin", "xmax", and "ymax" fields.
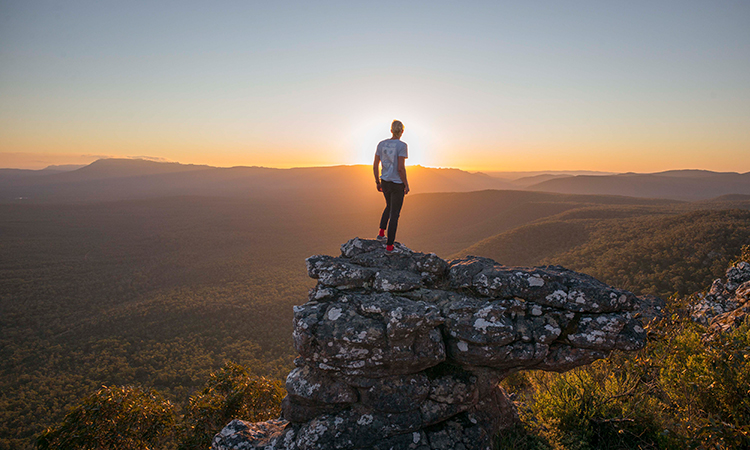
[{"xmin": 346, "ymin": 113, "xmax": 436, "ymax": 168}]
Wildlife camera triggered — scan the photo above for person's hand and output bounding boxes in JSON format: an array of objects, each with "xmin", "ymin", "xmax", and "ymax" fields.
[
  {"xmin": 376, "ymin": 183, "xmax": 382, "ymax": 192},
  {"xmin": 404, "ymin": 185, "xmax": 410, "ymax": 195}
]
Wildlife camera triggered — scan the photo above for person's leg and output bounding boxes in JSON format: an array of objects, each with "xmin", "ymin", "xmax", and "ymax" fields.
[
  {"xmin": 386, "ymin": 183, "xmax": 405, "ymax": 246},
  {"xmin": 379, "ymin": 181, "xmax": 392, "ymax": 232}
]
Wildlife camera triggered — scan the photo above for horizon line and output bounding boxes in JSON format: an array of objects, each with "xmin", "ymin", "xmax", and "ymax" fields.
[{"xmin": 2, "ymin": 156, "xmax": 746, "ymax": 176}]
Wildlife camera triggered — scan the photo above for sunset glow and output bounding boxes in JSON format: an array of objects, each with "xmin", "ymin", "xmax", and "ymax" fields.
[{"xmin": 1, "ymin": 1, "xmax": 749, "ymax": 172}]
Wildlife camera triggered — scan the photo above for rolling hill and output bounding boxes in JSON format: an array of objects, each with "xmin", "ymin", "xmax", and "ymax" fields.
[{"xmin": 456, "ymin": 206, "xmax": 750, "ymax": 297}]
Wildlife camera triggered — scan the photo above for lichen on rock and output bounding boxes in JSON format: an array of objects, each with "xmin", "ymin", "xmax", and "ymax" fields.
[
  {"xmin": 212, "ymin": 238, "xmax": 648, "ymax": 450},
  {"xmin": 691, "ymin": 260, "xmax": 750, "ymax": 336}
]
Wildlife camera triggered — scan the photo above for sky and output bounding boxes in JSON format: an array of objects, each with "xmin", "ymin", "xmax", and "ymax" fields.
[{"xmin": 1, "ymin": 1, "xmax": 749, "ymax": 172}]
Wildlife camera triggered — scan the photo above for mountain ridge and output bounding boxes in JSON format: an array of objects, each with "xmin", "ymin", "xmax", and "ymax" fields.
[
  {"xmin": 0, "ymin": 158, "xmax": 519, "ymax": 203},
  {"xmin": 528, "ymin": 171, "xmax": 750, "ymax": 200},
  {"xmin": 5, "ymin": 159, "xmax": 750, "ymax": 203}
]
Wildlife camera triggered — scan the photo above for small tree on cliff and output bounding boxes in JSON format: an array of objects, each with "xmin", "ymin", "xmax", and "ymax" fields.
[
  {"xmin": 733, "ymin": 243, "xmax": 750, "ymax": 265},
  {"xmin": 178, "ymin": 361, "xmax": 285, "ymax": 450}
]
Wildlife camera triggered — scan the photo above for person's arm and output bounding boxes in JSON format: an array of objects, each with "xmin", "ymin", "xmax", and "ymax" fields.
[
  {"xmin": 397, "ymin": 156, "xmax": 409, "ymax": 195},
  {"xmin": 373, "ymin": 154, "xmax": 382, "ymax": 192}
]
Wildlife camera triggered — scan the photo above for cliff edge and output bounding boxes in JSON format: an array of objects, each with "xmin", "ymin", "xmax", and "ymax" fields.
[{"xmin": 212, "ymin": 238, "xmax": 648, "ymax": 450}]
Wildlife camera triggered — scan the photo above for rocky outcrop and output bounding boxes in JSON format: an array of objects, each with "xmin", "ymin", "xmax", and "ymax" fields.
[
  {"xmin": 213, "ymin": 238, "xmax": 647, "ymax": 450},
  {"xmin": 691, "ymin": 261, "xmax": 750, "ymax": 335}
]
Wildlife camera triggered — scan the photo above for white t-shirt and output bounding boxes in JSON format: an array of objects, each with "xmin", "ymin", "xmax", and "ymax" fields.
[{"xmin": 376, "ymin": 139, "xmax": 408, "ymax": 183}]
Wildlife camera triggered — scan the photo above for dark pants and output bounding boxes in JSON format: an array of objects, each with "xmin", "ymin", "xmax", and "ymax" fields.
[{"xmin": 379, "ymin": 180, "xmax": 405, "ymax": 246}]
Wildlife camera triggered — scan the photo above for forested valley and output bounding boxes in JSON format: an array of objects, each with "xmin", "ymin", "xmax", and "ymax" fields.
[{"xmin": 1, "ymin": 185, "xmax": 749, "ymax": 449}]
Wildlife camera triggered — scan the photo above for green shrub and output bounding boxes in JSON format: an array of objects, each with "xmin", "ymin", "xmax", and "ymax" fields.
[
  {"xmin": 177, "ymin": 362, "xmax": 285, "ymax": 450},
  {"xmin": 657, "ymin": 320, "xmax": 750, "ymax": 448},
  {"xmin": 35, "ymin": 363, "xmax": 286, "ymax": 450},
  {"xmin": 36, "ymin": 385, "xmax": 176, "ymax": 450},
  {"xmin": 519, "ymin": 357, "xmax": 673, "ymax": 450},
  {"xmin": 508, "ymin": 312, "xmax": 750, "ymax": 449}
]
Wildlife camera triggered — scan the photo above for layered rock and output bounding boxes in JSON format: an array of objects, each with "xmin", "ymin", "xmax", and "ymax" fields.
[
  {"xmin": 213, "ymin": 238, "xmax": 647, "ymax": 450},
  {"xmin": 691, "ymin": 260, "xmax": 750, "ymax": 335}
]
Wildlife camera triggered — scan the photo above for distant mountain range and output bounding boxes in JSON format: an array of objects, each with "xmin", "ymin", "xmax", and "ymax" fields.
[
  {"xmin": 1, "ymin": 159, "xmax": 749, "ymax": 202},
  {"xmin": 0, "ymin": 159, "xmax": 516, "ymax": 203},
  {"xmin": 482, "ymin": 169, "xmax": 614, "ymax": 181},
  {"xmin": 526, "ymin": 170, "xmax": 750, "ymax": 201}
]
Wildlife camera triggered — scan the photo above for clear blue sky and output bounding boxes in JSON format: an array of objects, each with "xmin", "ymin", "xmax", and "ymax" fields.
[{"xmin": 1, "ymin": 0, "xmax": 749, "ymax": 171}]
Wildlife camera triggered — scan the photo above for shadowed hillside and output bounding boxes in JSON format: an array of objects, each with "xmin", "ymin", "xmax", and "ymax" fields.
[
  {"xmin": 399, "ymin": 191, "xmax": 680, "ymax": 256},
  {"xmin": 457, "ymin": 208, "xmax": 750, "ymax": 298}
]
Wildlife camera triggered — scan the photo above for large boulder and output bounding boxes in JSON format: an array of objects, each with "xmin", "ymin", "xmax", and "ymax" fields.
[
  {"xmin": 213, "ymin": 238, "xmax": 647, "ymax": 450},
  {"xmin": 691, "ymin": 261, "xmax": 750, "ymax": 335}
]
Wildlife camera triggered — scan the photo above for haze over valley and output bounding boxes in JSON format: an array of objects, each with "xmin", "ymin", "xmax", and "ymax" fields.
[{"xmin": 2, "ymin": 159, "xmax": 750, "ymax": 446}]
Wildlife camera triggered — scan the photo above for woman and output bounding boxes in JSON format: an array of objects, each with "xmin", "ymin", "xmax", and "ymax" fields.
[{"xmin": 372, "ymin": 120, "xmax": 409, "ymax": 252}]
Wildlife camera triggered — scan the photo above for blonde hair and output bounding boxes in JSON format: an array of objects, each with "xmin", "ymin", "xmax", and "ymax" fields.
[{"xmin": 391, "ymin": 120, "xmax": 404, "ymax": 134}]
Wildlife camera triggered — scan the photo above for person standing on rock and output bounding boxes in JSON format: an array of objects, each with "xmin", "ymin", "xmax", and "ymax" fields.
[{"xmin": 373, "ymin": 120, "xmax": 409, "ymax": 252}]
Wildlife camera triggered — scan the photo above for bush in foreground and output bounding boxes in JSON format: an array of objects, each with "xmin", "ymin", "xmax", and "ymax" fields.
[
  {"xmin": 177, "ymin": 362, "xmax": 285, "ymax": 450},
  {"xmin": 37, "ymin": 362, "xmax": 285, "ymax": 450},
  {"xmin": 36, "ymin": 385, "xmax": 176, "ymax": 450},
  {"xmin": 502, "ymin": 315, "xmax": 750, "ymax": 449}
]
